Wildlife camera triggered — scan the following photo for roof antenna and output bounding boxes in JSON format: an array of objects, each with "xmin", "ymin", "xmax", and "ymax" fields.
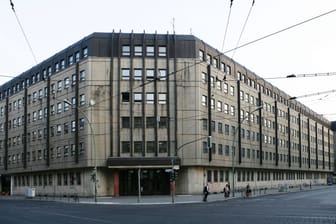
[{"xmin": 172, "ymin": 17, "xmax": 175, "ymax": 34}]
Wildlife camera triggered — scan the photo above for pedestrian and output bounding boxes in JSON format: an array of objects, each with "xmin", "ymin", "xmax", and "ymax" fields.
[
  {"xmin": 224, "ymin": 183, "xmax": 230, "ymax": 199},
  {"xmin": 245, "ymin": 184, "xmax": 251, "ymax": 198},
  {"xmin": 203, "ymin": 184, "xmax": 209, "ymax": 202}
]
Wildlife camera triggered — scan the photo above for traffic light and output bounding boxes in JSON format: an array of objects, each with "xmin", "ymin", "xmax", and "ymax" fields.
[{"xmin": 170, "ymin": 170, "xmax": 178, "ymax": 181}]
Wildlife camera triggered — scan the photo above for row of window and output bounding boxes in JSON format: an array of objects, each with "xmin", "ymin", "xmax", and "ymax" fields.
[
  {"xmin": 121, "ymin": 92, "xmax": 167, "ymax": 104},
  {"xmin": 201, "ymin": 141, "xmax": 329, "ymax": 165},
  {"xmin": 122, "ymin": 45, "xmax": 167, "ymax": 57},
  {"xmin": 206, "ymin": 169, "xmax": 322, "ymax": 184},
  {"xmin": 1, "ymin": 47, "xmax": 88, "ymax": 99},
  {"xmin": 121, "ymin": 141, "xmax": 168, "ymax": 154},
  {"xmin": 13, "ymin": 172, "xmax": 82, "ymax": 187},
  {"xmin": 2, "ymin": 143, "xmax": 85, "ymax": 166},
  {"xmin": 122, "ymin": 68, "xmax": 167, "ymax": 81},
  {"xmin": 199, "ymin": 49, "xmax": 326, "ymax": 120},
  {"xmin": 1, "ymin": 71, "xmax": 86, "ymax": 116},
  {"xmin": 0, "ymin": 119, "xmax": 85, "ymax": 149},
  {"xmin": 121, "ymin": 116, "xmax": 168, "ymax": 128}
]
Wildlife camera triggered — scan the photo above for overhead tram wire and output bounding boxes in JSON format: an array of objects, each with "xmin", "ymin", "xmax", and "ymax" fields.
[
  {"xmin": 231, "ymin": 0, "xmax": 255, "ymax": 58},
  {"xmin": 221, "ymin": 0, "xmax": 234, "ymax": 52},
  {"xmin": 4, "ymin": 7, "xmax": 336, "ymax": 106},
  {"xmin": 9, "ymin": 0, "xmax": 38, "ymax": 64},
  {"xmin": 224, "ymin": 8, "xmax": 336, "ymax": 55}
]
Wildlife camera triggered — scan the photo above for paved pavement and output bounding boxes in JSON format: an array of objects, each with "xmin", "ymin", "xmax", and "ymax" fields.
[{"xmin": 0, "ymin": 184, "xmax": 330, "ymax": 205}]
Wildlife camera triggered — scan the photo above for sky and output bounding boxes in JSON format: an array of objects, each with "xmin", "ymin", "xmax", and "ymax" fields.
[{"xmin": 1, "ymin": 0, "xmax": 336, "ymax": 120}]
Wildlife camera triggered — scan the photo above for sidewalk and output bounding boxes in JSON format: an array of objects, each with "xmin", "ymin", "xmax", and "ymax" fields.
[{"xmin": 0, "ymin": 185, "xmax": 331, "ymax": 205}]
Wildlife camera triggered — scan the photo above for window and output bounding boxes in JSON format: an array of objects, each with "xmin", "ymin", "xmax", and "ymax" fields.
[
  {"xmin": 80, "ymin": 94, "xmax": 86, "ymax": 106},
  {"xmin": 83, "ymin": 47, "xmax": 88, "ymax": 58},
  {"xmin": 146, "ymin": 117, "xmax": 156, "ymax": 128},
  {"xmin": 80, "ymin": 70, "xmax": 86, "ymax": 81},
  {"xmin": 225, "ymin": 124, "xmax": 230, "ymax": 135},
  {"xmin": 33, "ymin": 111, "xmax": 37, "ymax": 121},
  {"xmin": 146, "ymin": 46, "xmax": 154, "ymax": 56},
  {"xmin": 201, "ymin": 72, "xmax": 206, "ymax": 83},
  {"xmin": 224, "ymin": 103, "xmax": 229, "ymax": 114},
  {"xmin": 71, "ymin": 144, "xmax": 76, "ymax": 156},
  {"xmin": 75, "ymin": 51, "xmax": 80, "ymax": 62},
  {"xmin": 64, "ymin": 77, "xmax": 70, "ymax": 88},
  {"xmin": 146, "ymin": 93, "xmax": 154, "ymax": 104},
  {"xmin": 134, "ymin": 69, "xmax": 142, "ymax": 80},
  {"xmin": 122, "ymin": 117, "xmax": 130, "ymax": 128},
  {"xmin": 64, "ymin": 100, "xmax": 69, "ymax": 111},
  {"xmin": 206, "ymin": 54, "xmax": 211, "ymax": 64},
  {"xmin": 158, "ymin": 117, "xmax": 168, "ymax": 128},
  {"xmin": 122, "ymin": 141, "xmax": 130, "ymax": 153},
  {"xmin": 158, "ymin": 46, "xmax": 167, "ymax": 56},
  {"xmin": 57, "ymin": 102, "xmax": 62, "ymax": 113},
  {"xmin": 216, "ymin": 79, "xmax": 222, "ymax": 90},
  {"xmin": 199, "ymin": 50, "xmax": 204, "ymax": 61},
  {"xmin": 57, "ymin": 80, "xmax": 62, "ymax": 91},
  {"xmin": 230, "ymin": 106, "xmax": 235, "ymax": 116},
  {"xmin": 68, "ymin": 55, "xmax": 74, "ymax": 65},
  {"xmin": 217, "ymin": 101, "xmax": 222, "ymax": 111},
  {"xmin": 134, "ymin": 141, "xmax": 143, "ymax": 153},
  {"xmin": 71, "ymin": 120, "xmax": 76, "ymax": 132},
  {"xmin": 50, "ymin": 105, "xmax": 55, "ymax": 115},
  {"xmin": 218, "ymin": 144, "xmax": 223, "ymax": 155},
  {"xmin": 202, "ymin": 95, "xmax": 207, "ymax": 106},
  {"xmin": 159, "ymin": 69, "xmax": 167, "ymax": 80},
  {"xmin": 134, "ymin": 93, "xmax": 142, "ymax": 103},
  {"xmin": 212, "ymin": 58, "xmax": 218, "ymax": 68},
  {"xmin": 122, "ymin": 45, "xmax": 130, "ymax": 56},
  {"xmin": 146, "ymin": 141, "xmax": 155, "ymax": 153},
  {"xmin": 159, "ymin": 141, "xmax": 167, "ymax": 153},
  {"xmin": 61, "ymin": 59, "xmax": 65, "ymax": 69},
  {"xmin": 158, "ymin": 93, "xmax": 166, "ymax": 104},
  {"xmin": 146, "ymin": 69, "xmax": 154, "ymax": 80},
  {"xmin": 38, "ymin": 109, "xmax": 43, "ymax": 119},
  {"xmin": 72, "ymin": 74, "xmax": 77, "ymax": 86},
  {"xmin": 55, "ymin": 63, "xmax": 59, "ymax": 72},
  {"xmin": 79, "ymin": 118, "xmax": 85, "ymax": 129},
  {"xmin": 122, "ymin": 69, "xmax": 130, "ymax": 80},
  {"xmin": 134, "ymin": 117, "xmax": 143, "ymax": 128},
  {"xmin": 230, "ymin": 86, "xmax": 235, "ymax": 96},
  {"xmin": 134, "ymin": 46, "xmax": 142, "ymax": 56},
  {"xmin": 218, "ymin": 122, "xmax": 223, "ymax": 133},
  {"xmin": 122, "ymin": 92, "xmax": 130, "ymax": 103},
  {"xmin": 64, "ymin": 122, "xmax": 69, "ymax": 134},
  {"xmin": 57, "ymin": 124, "xmax": 62, "ymax": 135}
]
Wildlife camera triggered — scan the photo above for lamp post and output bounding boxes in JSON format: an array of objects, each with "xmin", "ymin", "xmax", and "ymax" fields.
[
  {"xmin": 231, "ymin": 105, "xmax": 262, "ymax": 197},
  {"xmin": 64, "ymin": 99, "xmax": 97, "ymax": 203},
  {"xmin": 170, "ymin": 136, "xmax": 208, "ymax": 203}
]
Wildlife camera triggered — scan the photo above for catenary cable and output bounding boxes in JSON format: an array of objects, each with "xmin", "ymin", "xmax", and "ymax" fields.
[
  {"xmin": 221, "ymin": 0, "xmax": 234, "ymax": 52},
  {"xmin": 231, "ymin": 0, "xmax": 255, "ymax": 58},
  {"xmin": 9, "ymin": 0, "xmax": 38, "ymax": 64}
]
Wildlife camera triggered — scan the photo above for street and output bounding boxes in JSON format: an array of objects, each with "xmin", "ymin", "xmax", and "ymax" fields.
[{"xmin": 0, "ymin": 186, "xmax": 335, "ymax": 224}]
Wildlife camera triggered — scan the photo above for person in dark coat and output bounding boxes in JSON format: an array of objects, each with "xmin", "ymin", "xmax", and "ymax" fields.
[{"xmin": 203, "ymin": 184, "xmax": 209, "ymax": 202}]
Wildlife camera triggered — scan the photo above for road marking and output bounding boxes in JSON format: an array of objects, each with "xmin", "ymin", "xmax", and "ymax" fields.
[{"xmin": 35, "ymin": 211, "xmax": 121, "ymax": 224}]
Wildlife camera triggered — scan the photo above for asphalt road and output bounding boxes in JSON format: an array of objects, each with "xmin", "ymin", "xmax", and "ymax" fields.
[{"xmin": 1, "ymin": 187, "xmax": 335, "ymax": 224}]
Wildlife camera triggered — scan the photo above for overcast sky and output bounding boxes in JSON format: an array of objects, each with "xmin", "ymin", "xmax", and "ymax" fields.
[{"xmin": 1, "ymin": 0, "xmax": 336, "ymax": 120}]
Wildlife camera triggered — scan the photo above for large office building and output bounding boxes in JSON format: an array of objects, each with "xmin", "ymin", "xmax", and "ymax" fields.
[{"xmin": 0, "ymin": 32, "xmax": 334, "ymax": 197}]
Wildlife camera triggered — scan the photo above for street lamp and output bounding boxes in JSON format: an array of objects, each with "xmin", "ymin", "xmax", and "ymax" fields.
[
  {"xmin": 64, "ymin": 99, "xmax": 98, "ymax": 203},
  {"xmin": 170, "ymin": 136, "xmax": 208, "ymax": 203},
  {"xmin": 231, "ymin": 105, "xmax": 262, "ymax": 197}
]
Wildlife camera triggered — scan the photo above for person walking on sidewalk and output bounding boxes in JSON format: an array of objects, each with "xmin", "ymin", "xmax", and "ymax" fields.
[
  {"xmin": 223, "ymin": 183, "xmax": 230, "ymax": 199},
  {"xmin": 203, "ymin": 184, "xmax": 209, "ymax": 202}
]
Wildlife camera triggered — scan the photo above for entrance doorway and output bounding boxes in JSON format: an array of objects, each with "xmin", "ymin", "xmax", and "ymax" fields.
[
  {"xmin": 1, "ymin": 175, "xmax": 11, "ymax": 195},
  {"xmin": 119, "ymin": 169, "xmax": 170, "ymax": 195}
]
